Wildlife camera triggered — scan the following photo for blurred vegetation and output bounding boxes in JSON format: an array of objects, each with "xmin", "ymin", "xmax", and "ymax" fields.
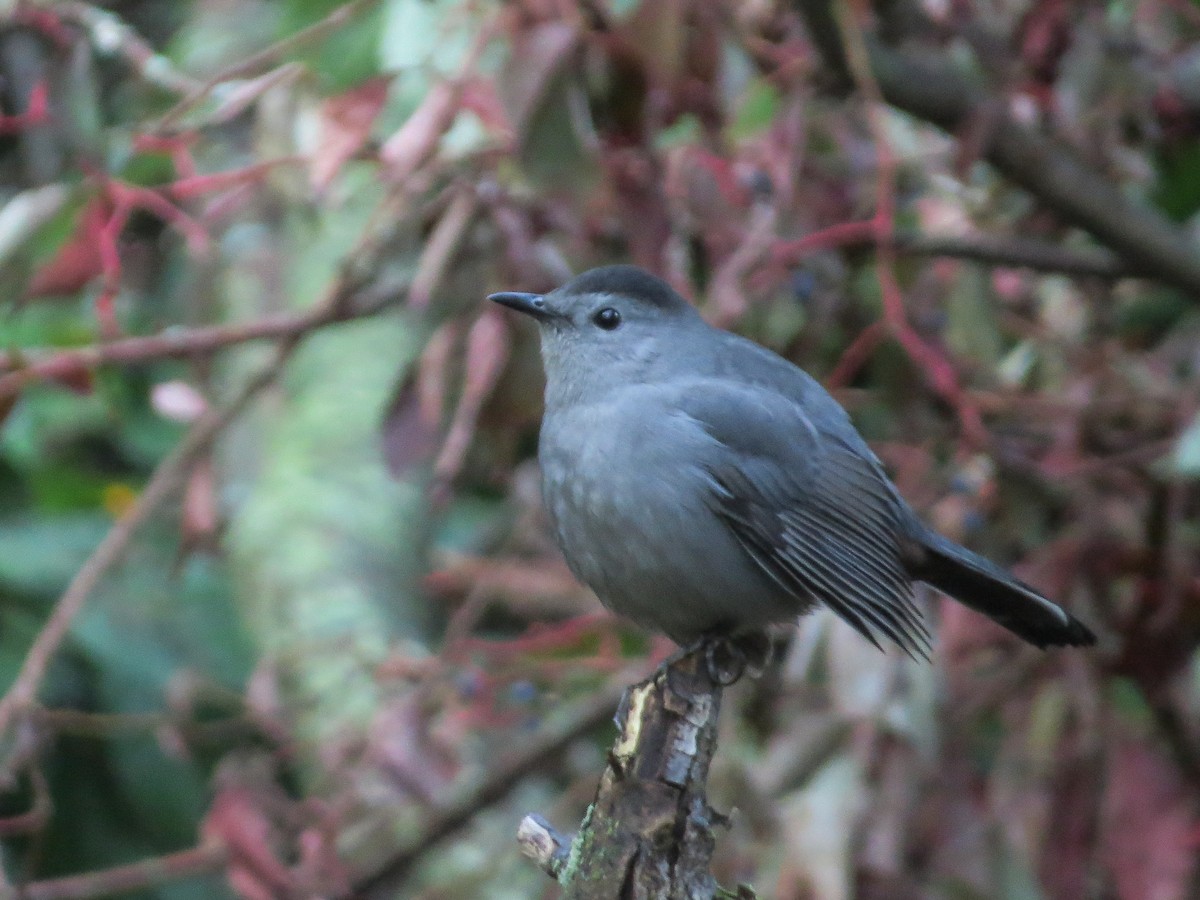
[{"xmin": 0, "ymin": 0, "xmax": 1198, "ymax": 898}]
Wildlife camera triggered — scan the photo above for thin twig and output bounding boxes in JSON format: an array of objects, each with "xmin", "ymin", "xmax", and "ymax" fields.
[
  {"xmin": 4, "ymin": 843, "xmax": 228, "ymax": 900},
  {"xmin": 0, "ymin": 292, "xmax": 396, "ymax": 401},
  {"xmin": 153, "ymin": 0, "xmax": 383, "ymax": 132},
  {"xmin": 773, "ymin": 227, "xmax": 1131, "ymax": 280},
  {"xmin": 55, "ymin": 3, "xmax": 203, "ymax": 95}
]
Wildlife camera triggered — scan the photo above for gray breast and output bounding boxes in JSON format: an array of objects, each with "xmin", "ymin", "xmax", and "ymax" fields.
[{"xmin": 537, "ymin": 397, "xmax": 800, "ymax": 643}]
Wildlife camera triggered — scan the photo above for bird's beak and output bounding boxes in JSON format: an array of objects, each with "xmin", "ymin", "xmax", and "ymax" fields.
[{"xmin": 488, "ymin": 291, "xmax": 555, "ymax": 321}]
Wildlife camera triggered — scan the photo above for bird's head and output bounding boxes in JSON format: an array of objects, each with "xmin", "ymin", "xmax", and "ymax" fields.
[{"xmin": 488, "ymin": 265, "xmax": 701, "ymax": 402}]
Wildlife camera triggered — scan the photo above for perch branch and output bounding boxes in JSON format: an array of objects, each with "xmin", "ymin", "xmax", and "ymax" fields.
[{"xmin": 523, "ymin": 649, "xmax": 750, "ymax": 900}]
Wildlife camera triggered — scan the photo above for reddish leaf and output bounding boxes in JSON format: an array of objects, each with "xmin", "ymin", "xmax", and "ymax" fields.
[
  {"xmin": 380, "ymin": 81, "xmax": 461, "ymax": 183},
  {"xmin": 458, "ymin": 76, "xmax": 513, "ymax": 137},
  {"xmin": 381, "ymin": 326, "xmax": 453, "ymax": 478},
  {"xmin": 26, "ymin": 200, "xmax": 109, "ymax": 298},
  {"xmin": 310, "ymin": 76, "xmax": 392, "ymax": 193},
  {"xmin": 202, "ymin": 786, "xmax": 294, "ymax": 900},
  {"xmin": 181, "ymin": 457, "xmax": 219, "ymax": 551}
]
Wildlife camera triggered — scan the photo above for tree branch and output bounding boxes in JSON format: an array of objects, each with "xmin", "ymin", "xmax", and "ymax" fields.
[
  {"xmin": 771, "ymin": 224, "xmax": 1131, "ymax": 279},
  {"xmin": 794, "ymin": 0, "xmax": 1200, "ymax": 295},
  {"xmin": 521, "ymin": 649, "xmax": 752, "ymax": 900},
  {"xmin": 892, "ymin": 232, "xmax": 1129, "ymax": 279},
  {"xmin": 0, "ymin": 291, "xmax": 396, "ymax": 403},
  {"xmin": 4, "ymin": 843, "xmax": 228, "ymax": 900}
]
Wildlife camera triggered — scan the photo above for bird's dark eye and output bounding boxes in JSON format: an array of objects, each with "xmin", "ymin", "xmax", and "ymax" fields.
[{"xmin": 592, "ymin": 307, "xmax": 621, "ymax": 330}]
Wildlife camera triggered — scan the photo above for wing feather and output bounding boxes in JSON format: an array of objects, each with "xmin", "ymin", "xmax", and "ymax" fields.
[{"xmin": 687, "ymin": 389, "xmax": 930, "ymax": 657}]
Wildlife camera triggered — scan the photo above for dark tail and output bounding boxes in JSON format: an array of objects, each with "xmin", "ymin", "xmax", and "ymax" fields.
[{"xmin": 912, "ymin": 531, "xmax": 1096, "ymax": 648}]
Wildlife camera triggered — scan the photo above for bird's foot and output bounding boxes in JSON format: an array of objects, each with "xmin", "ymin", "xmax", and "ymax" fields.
[
  {"xmin": 658, "ymin": 630, "xmax": 774, "ymax": 686},
  {"xmin": 703, "ymin": 630, "xmax": 774, "ymax": 685}
]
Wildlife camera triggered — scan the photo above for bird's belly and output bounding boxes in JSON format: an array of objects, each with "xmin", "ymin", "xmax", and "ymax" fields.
[{"xmin": 542, "ymin": 451, "xmax": 798, "ymax": 644}]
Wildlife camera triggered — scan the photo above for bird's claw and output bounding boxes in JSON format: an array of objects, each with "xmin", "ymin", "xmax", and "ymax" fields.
[{"xmin": 657, "ymin": 631, "xmax": 775, "ymax": 686}]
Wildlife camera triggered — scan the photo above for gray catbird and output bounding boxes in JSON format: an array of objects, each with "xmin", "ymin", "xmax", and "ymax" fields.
[{"xmin": 489, "ymin": 265, "xmax": 1095, "ymax": 656}]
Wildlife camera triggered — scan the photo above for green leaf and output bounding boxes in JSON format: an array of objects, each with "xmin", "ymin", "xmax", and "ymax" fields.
[
  {"xmin": 654, "ymin": 113, "xmax": 702, "ymax": 150},
  {"xmin": 1154, "ymin": 141, "xmax": 1200, "ymax": 221},
  {"xmin": 946, "ymin": 267, "xmax": 1004, "ymax": 369},
  {"xmin": 381, "ymin": 0, "xmax": 478, "ymax": 75},
  {"xmin": 730, "ymin": 79, "xmax": 780, "ymax": 141},
  {"xmin": 0, "ymin": 519, "xmax": 252, "ymax": 892},
  {"xmin": 520, "ymin": 75, "xmax": 597, "ymax": 187},
  {"xmin": 280, "ymin": 2, "xmax": 386, "ymax": 91},
  {"xmin": 1116, "ymin": 289, "xmax": 1190, "ymax": 346},
  {"xmin": 0, "ymin": 513, "xmax": 109, "ymax": 595}
]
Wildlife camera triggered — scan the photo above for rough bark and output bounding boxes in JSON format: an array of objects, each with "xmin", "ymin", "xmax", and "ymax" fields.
[{"xmin": 520, "ymin": 649, "xmax": 752, "ymax": 899}]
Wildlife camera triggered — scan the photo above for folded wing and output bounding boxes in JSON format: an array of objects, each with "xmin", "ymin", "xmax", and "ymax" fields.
[{"xmin": 678, "ymin": 385, "xmax": 931, "ymax": 658}]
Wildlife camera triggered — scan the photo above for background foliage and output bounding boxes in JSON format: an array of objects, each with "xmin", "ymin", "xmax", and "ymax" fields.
[{"xmin": 0, "ymin": 0, "xmax": 1198, "ymax": 897}]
